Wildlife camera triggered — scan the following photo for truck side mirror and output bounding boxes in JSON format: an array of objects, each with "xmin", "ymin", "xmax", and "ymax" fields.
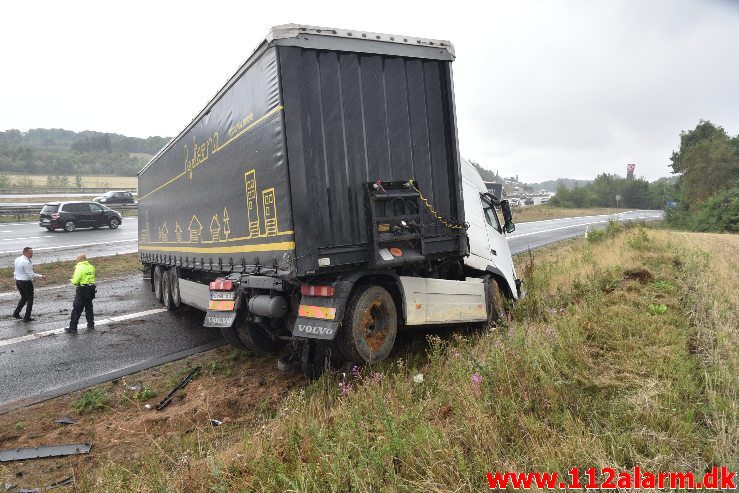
[{"xmin": 500, "ymin": 200, "xmax": 515, "ymax": 233}]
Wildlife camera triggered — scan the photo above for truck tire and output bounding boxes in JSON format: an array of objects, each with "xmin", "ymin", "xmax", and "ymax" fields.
[
  {"xmin": 236, "ymin": 322, "xmax": 282, "ymax": 354},
  {"xmin": 169, "ymin": 268, "xmax": 182, "ymax": 308},
  {"xmin": 162, "ymin": 270, "xmax": 176, "ymax": 311},
  {"xmin": 301, "ymin": 339, "xmax": 330, "ymax": 379},
  {"xmin": 220, "ymin": 325, "xmax": 248, "ymax": 350},
  {"xmin": 153, "ymin": 265, "xmax": 164, "ymax": 302},
  {"xmin": 338, "ymin": 285, "xmax": 397, "ymax": 364},
  {"xmin": 486, "ymin": 277, "xmax": 507, "ymax": 326}
]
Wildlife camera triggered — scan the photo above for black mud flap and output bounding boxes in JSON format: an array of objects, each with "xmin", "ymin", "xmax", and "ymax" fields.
[
  {"xmin": 203, "ymin": 311, "xmax": 237, "ymax": 328},
  {"xmin": 292, "ymin": 317, "xmax": 339, "ymax": 340}
]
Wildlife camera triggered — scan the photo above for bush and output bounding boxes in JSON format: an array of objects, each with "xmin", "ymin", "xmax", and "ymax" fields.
[{"xmin": 74, "ymin": 388, "xmax": 108, "ymax": 413}]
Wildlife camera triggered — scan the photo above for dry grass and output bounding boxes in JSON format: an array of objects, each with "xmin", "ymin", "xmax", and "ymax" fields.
[
  {"xmin": 0, "ymin": 253, "xmax": 141, "ymax": 292},
  {"xmin": 4, "ymin": 175, "xmax": 137, "ymax": 189},
  {"xmin": 514, "ymin": 205, "xmax": 630, "ymax": 223},
  {"xmin": 76, "ymin": 227, "xmax": 737, "ymax": 492}
]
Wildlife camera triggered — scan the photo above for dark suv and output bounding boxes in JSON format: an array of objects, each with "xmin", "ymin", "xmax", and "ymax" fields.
[
  {"xmin": 39, "ymin": 202, "xmax": 123, "ymax": 232},
  {"xmin": 93, "ymin": 191, "xmax": 136, "ymax": 204}
]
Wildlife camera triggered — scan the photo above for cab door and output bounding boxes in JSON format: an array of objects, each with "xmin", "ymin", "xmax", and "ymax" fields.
[{"xmin": 480, "ymin": 195, "xmax": 518, "ymax": 297}]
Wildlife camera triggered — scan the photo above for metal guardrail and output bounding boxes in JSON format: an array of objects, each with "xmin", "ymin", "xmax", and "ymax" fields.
[
  {"xmin": 0, "ymin": 187, "xmax": 137, "ymax": 194},
  {"xmin": 0, "ymin": 203, "xmax": 138, "ymax": 220}
]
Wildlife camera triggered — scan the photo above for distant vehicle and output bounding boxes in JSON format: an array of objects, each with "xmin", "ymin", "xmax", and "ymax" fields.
[
  {"xmin": 509, "ymin": 198, "xmax": 521, "ymax": 207},
  {"xmin": 540, "ymin": 197, "xmax": 550, "ymax": 204},
  {"xmin": 39, "ymin": 202, "xmax": 123, "ymax": 232},
  {"xmin": 523, "ymin": 198, "xmax": 534, "ymax": 205},
  {"xmin": 93, "ymin": 191, "xmax": 136, "ymax": 204}
]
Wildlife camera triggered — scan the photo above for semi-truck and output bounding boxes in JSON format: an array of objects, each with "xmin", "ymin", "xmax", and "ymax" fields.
[{"xmin": 138, "ymin": 24, "xmax": 523, "ymax": 378}]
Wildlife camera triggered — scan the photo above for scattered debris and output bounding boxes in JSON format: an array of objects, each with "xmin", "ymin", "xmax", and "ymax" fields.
[
  {"xmin": 0, "ymin": 444, "xmax": 91, "ymax": 463},
  {"xmin": 46, "ymin": 475, "xmax": 74, "ymax": 490},
  {"xmin": 144, "ymin": 404, "xmax": 152, "ymax": 410},
  {"xmin": 209, "ymin": 419, "xmax": 223, "ymax": 427},
  {"xmin": 413, "ymin": 373, "xmax": 424, "ymax": 384},
  {"xmin": 154, "ymin": 366, "xmax": 201, "ymax": 411},
  {"xmin": 18, "ymin": 488, "xmax": 38, "ymax": 493},
  {"xmin": 54, "ymin": 416, "xmax": 75, "ymax": 425},
  {"xmin": 4, "ymin": 483, "xmax": 17, "ymax": 491},
  {"xmin": 124, "ymin": 383, "xmax": 141, "ymax": 393}
]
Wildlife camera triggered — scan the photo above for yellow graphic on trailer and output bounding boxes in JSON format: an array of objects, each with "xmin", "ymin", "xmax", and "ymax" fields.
[
  {"xmin": 262, "ymin": 188, "xmax": 278, "ymax": 236},
  {"xmin": 222, "ymin": 207, "xmax": 230, "ymax": 242},
  {"xmin": 245, "ymin": 169, "xmax": 260, "ymax": 238},
  {"xmin": 188, "ymin": 215, "xmax": 202, "ymax": 243},
  {"xmin": 210, "ymin": 214, "xmax": 221, "ymax": 242},
  {"xmin": 175, "ymin": 222, "xmax": 183, "ymax": 242},
  {"xmin": 159, "ymin": 222, "xmax": 169, "ymax": 243},
  {"xmin": 141, "ymin": 169, "xmax": 293, "ymax": 251}
]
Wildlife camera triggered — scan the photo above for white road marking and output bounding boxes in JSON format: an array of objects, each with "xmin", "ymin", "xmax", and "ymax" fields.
[
  {"xmin": 1, "ymin": 230, "xmax": 12, "ymax": 233},
  {"xmin": 508, "ymin": 219, "xmax": 610, "ymax": 239},
  {"xmin": 0, "ymin": 239, "xmax": 137, "ymax": 255},
  {"xmin": 0, "ymin": 308, "xmax": 167, "ymax": 348},
  {"xmin": 1, "ymin": 236, "xmax": 41, "ymax": 241}
]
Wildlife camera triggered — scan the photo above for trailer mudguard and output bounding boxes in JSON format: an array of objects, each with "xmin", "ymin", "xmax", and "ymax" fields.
[{"xmin": 291, "ymin": 270, "xmax": 407, "ymax": 340}]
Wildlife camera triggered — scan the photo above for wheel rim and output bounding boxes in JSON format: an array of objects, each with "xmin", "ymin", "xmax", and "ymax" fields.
[
  {"xmin": 361, "ymin": 301, "xmax": 391, "ymax": 353},
  {"xmin": 65, "ymin": 221, "xmax": 75, "ymax": 231},
  {"xmin": 110, "ymin": 219, "xmax": 119, "ymax": 229}
]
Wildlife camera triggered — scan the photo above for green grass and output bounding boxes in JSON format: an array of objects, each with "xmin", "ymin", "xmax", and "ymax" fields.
[
  {"xmin": 86, "ymin": 227, "xmax": 738, "ymax": 491},
  {"xmin": 73, "ymin": 388, "xmax": 109, "ymax": 414}
]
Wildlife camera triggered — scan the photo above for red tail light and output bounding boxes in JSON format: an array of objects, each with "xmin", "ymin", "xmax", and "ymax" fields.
[
  {"xmin": 301, "ymin": 285, "xmax": 335, "ymax": 297},
  {"xmin": 51, "ymin": 213, "xmax": 60, "ymax": 219},
  {"xmin": 209, "ymin": 279, "xmax": 234, "ymax": 291}
]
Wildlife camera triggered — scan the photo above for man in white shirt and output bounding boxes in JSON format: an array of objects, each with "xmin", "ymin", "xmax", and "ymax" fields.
[{"xmin": 13, "ymin": 247, "xmax": 43, "ymax": 322}]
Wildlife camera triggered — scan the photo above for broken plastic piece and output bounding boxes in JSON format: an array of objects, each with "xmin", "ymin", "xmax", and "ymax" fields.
[
  {"xmin": 0, "ymin": 444, "xmax": 91, "ymax": 462},
  {"xmin": 155, "ymin": 366, "xmax": 201, "ymax": 411},
  {"xmin": 46, "ymin": 475, "xmax": 73, "ymax": 490},
  {"xmin": 54, "ymin": 416, "xmax": 76, "ymax": 425},
  {"xmin": 209, "ymin": 419, "xmax": 223, "ymax": 427}
]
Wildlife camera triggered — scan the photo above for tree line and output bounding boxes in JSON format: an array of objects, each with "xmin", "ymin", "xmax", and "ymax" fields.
[
  {"xmin": 665, "ymin": 120, "xmax": 739, "ymax": 232},
  {"xmin": 547, "ymin": 174, "xmax": 676, "ymax": 209},
  {"xmin": 0, "ymin": 128, "xmax": 170, "ymax": 176}
]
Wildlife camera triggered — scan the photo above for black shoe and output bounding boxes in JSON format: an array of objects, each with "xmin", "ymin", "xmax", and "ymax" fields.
[
  {"xmin": 63, "ymin": 327, "xmax": 77, "ymax": 333},
  {"xmin": 22, "ymin": 317, "xmax": 36, "ymax": 322},
  {"xmin": 12, "ymin": 313, "xmax": 22, "ymax": 320}
]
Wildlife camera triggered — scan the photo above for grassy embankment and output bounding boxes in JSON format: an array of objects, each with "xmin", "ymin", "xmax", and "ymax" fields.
[
  {"xmin": 513, "ymin": 205, "xmax": 631, "ymax": 223},
  {"xmin": 69, "ymin": 224, "xmax": 736, "ymax": 491},
  {"xmin": 0, "ymin": 253, "xmax": 141, "ymax": 291}
]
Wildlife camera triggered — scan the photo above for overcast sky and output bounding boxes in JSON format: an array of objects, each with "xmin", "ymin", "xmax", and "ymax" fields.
[{"xmin": 1, "ymin": 0, "xmax": 737, "ymax": 182}]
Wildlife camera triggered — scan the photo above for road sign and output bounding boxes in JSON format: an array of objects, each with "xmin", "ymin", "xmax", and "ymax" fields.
[{"xmin": 615, "ymin": 194, "xmax": 621, "ymax": 207}]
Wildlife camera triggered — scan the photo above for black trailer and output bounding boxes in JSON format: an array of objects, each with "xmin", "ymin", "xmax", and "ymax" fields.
[
  {"xmin": 139, "ymin": 24, "xmax": 464, "ymax": 277},
  {"xmin": 140, "ymin": 25, "xmax": 500, "ymax": 377}
]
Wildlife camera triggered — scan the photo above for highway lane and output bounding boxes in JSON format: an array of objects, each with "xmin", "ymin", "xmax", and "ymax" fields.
[
  {"xmin": 508, "ymin": 209, "xmax": 663, "ymax": 253},
  {"xmin": 0, "ymin": 209, "xmax": 663, "ymax": 412},
  {"xmin": 0, "ymin": 217, "xmax": 139, "ymax": 267},
  {"xmin": 0, "ymin": 276, "xmax": 223, "ymax": 412}
]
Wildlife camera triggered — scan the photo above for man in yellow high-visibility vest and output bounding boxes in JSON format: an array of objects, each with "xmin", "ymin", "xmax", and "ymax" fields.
[{"xmin": 64, "ymin": 254, "xmax": 96, "ymax": 333}]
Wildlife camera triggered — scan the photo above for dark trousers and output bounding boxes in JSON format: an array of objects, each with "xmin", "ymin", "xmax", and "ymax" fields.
[
  {"xmin": 14, "ymin": 280, "xmax": 34, "ymax": 320},
  {"xmin": 69, "ymin": 285, "xmax": 95, "ymax": 330}
]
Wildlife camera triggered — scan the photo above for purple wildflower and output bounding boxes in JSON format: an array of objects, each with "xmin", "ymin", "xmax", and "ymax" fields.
[
  {"xmin": 351, "ymin": 365, "xmax": 362, "ymax": 380},
  {"xmin": 471, "ymin": 372, "xmax": 483, "ymax": 384},
  {"xmin": 338, "ymin": 381, "xmax": 352, "ymax": 397}
]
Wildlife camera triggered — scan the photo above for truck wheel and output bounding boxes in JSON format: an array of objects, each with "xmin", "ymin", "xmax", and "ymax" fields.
[
  {"xmin": 486, "ymin": 277, "xmax": 507, "ymax": 326},
  {"xmin": 338, "ymin": 285, "xmax": 397, "ymax": 364},
  {"xmin": 153, "ymin": 265, "xmax": 164, "ymax": 302},
  {"xmin": 301, "ymin": 339, "xmax": 330, "ymax": 379},
  {"xmin": 237, "ymin": 321, "xmax": 282, "ymax": 354},
  {"xmin": 220, "ymin": 325, "xmax": 248, "ymax": 350},
  {"xmin": 162, "ymin": 270, "xmax": 175, "ymax": 311},
  {"xmin": 169, "ymin": 268, "xmax": 182, "ymax": 308}
]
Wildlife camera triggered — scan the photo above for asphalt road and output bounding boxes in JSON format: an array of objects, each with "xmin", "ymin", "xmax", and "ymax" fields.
[
  {"xmin": 507, "ymin": 209, "xmax": 663, "ymax": 253},
  {"xmin": 0, "ymin": 218, "xmax": 139, "ymax": 267},
  {"xmin": 0, "ymin": 209, "xmax": 662, "ymax": 412}
]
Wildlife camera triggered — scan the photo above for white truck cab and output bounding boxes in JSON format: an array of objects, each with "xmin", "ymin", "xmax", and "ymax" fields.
[{"xmin": 461, "ymin": 158, "xmax": 521, "ymax": 299}]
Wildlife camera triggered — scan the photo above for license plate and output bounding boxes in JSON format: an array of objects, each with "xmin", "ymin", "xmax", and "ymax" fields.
[
  {"xmin": 210, "ymin": 291, "xmax": 236, "ymax": 300},
  {"xmin": 41, "ymin": 219, "xmax": 50, "ymax": 223}
]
